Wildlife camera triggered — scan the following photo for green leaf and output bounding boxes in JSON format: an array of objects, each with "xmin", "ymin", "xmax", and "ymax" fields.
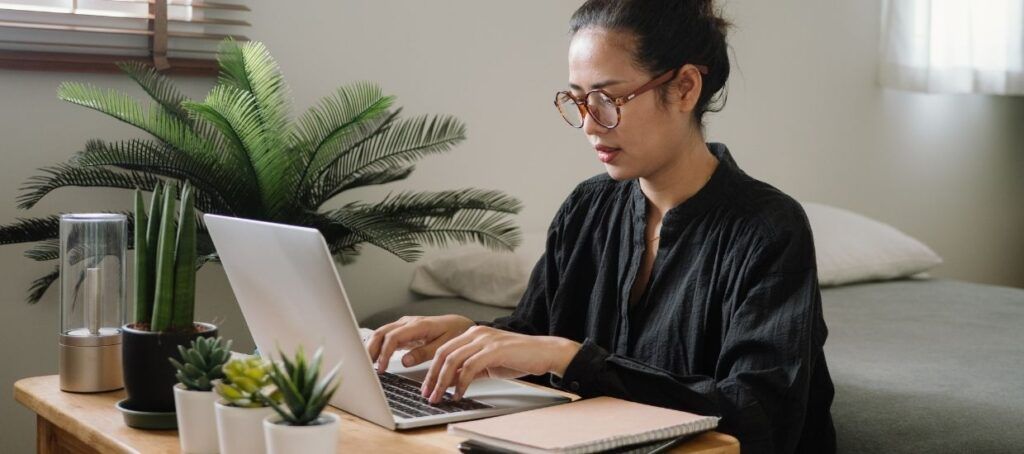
[
  {"xmin": 150, "ymin": 182, "xmax": 178, "ymax": 331},
  {"xmin": 17, "ymin": 162, "xmax": 160, "ymax": 210},
  {"xmin": 170, "ymin": 183, "xmax": 197, "ymax": 330}
]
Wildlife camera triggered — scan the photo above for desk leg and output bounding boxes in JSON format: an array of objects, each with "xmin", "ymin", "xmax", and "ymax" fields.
[{"xmin": 36, "ymin": 415, "xmax": 98, "ymax": 454}]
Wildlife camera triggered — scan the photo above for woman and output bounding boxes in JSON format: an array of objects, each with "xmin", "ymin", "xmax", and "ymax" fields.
[{"xmin": 367, "ymin": 0, "xmax": 835, "ymax": 452}]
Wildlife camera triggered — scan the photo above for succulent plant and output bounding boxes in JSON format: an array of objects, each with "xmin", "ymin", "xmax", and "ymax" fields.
[
  {"xmin": 132, "ymin": 180, "xmax": 198, "ymax": 332},
  {"xmin": 264, "ymin": 345, "xmax": 341, "ymax": 426},
  {"xmin": 169, "ymin": 336, "xmax": 232, "ymax": 391},
  {"xmin": 215, "ymin": 356, "xmax": 279, "ymax": 408}
]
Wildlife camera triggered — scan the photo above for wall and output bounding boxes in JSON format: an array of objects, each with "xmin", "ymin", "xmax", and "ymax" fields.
[{"xmin": 1, "ymin": 1, "xmax": 1021, "ymax": 451}]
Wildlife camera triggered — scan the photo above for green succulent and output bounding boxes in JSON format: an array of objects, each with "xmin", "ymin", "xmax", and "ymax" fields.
[
  {"xmin": 169, "ymin": 336, "xmax": 232, "ymax": 391},
  {"xmin": 264, "ymin": 345, "xmax": 341, "ymax": 426},
  {"xmin": 215, "ymin": 356, "xmax": 280, "ymax": 408}
]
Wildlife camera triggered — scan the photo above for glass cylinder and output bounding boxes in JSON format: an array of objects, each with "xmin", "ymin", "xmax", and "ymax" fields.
[{"xmin": 58, "ymin": 213, "xmax": 126, "ymax": 392}]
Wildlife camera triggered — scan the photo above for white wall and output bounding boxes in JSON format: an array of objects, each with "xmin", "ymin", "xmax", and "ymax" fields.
[{"xmin": 1, "ymin": 1, "xmax": 1021, "ymax": 452}]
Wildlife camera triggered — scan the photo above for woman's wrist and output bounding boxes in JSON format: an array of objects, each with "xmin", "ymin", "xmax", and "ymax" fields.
[{"xmin": 546, "ymin": 336, "xmax": 582, "ymax": 377}]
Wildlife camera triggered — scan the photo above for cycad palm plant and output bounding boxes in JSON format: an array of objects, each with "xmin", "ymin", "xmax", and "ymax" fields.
[{"xmin": 0, "ymin": 39, "xmax": 521, "ymax": 304}]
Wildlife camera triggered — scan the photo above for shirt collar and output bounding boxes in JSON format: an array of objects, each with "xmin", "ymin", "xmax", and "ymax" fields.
[{"xmin": 630, "ymin": 142, "xmax": 739, "ymax": 239}]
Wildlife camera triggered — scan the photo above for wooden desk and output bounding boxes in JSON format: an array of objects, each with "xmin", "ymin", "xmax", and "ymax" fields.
[{"xmin": 15, "ymin": 375, "xmax": 739, "ymax": 453}]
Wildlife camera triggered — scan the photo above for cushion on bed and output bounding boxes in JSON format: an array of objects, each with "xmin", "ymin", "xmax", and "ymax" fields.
[{"xmin": 802, "ymin": 202, "xmax": 942, "ymax": 286}]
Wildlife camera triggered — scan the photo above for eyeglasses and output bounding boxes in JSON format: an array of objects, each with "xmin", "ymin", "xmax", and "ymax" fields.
[{"xmin": 554, "ymin": 65, "xmax": 708, "ymax": 129}]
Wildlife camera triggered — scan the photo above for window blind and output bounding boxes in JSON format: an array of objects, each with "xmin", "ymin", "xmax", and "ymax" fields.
[{"xmin": 0, "ymin": 0, "xmax": 249, "ymax": 75}]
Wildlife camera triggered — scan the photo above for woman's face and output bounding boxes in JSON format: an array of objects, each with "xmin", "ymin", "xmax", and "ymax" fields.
[{"xmin": 567, "ymin": 27, "xmax": 701, "ymax": 181}]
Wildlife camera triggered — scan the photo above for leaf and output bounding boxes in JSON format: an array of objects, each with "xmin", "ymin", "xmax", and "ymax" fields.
[
  {"xmin": 306, "ymin": 114, "xmax": 466, "ymax": 211},
  {"xmin": 0, "ymin": 216, "xmax": 62, "ymax": 246},
  {"xmin": 76, "ymin": 138, "xmax": 250, "ymax": 215},
  {"xmin": 27, "ymin": 266, "xmax": 59, "ymax": 304},
  {"xmin": 116, "ymin": 61, "xmax": 191, "ymax": 123},
  {"xmin": 17, "ymin": 163, "xmax": 160, "ymax": 210}
]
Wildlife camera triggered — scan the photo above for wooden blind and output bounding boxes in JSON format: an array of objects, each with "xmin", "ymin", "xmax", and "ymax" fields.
[{"xmin": 0, "ymin": 0, "xmax": 249, "ymax": 75}]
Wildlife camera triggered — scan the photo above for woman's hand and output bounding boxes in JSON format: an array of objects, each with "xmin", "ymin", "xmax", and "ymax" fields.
[
  {"xmin": 365, "ymin": 315, "xmax": 476, "ymax": 373},
  {"xmin": 419, "ymin": 325, "xmax": 581, "ymax": 404}
]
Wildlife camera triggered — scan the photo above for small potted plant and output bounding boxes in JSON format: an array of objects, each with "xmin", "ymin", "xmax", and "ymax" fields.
[
  {"xmin": 169, "ymin": 336, "xmax": 232, "ymax": 454},
  {"xmin": 119, "ymin": 181, "xmax": 217, "ymax": 428},
  {"xmin": 262, "ymin": 345, "xmax": 341, "ymax": 454},
  {"xmin": 214, "ymin": 357, "xmax": 279, "ymax": 454}
]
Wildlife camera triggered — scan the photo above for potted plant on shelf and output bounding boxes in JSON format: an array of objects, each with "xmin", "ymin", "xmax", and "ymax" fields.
[
  {"xmin": 170, "ymin": 336, "xmax": 232, "ymax": 454},
  {"xmin": 262, "ymin": 346, "xmax": 342, "ymax": 454},
  {"xmin": 215, "ymin": 356, "xmax": 280, "ymax": 454},
  {"xmin": 118, "ymin": 180, "xmax": 217, "ymax": 429}
]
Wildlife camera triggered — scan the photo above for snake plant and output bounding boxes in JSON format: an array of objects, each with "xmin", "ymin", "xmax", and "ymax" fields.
[
  {"xmin": 169, "ymin": 336, "xmax": 233, "ymax": 391},
  {"xmin": 0, "ymin": 38, "xmax": 522, "ymax": 304},
  {"xmin": 132, "ymin": 180, "xmax": 196, "ymax": 331}
]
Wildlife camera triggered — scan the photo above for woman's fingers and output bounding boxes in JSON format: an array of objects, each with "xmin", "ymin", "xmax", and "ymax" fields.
[
  {"xmin": 366, "ymin": 317, "xmax": 410, "ymax": 360},
  {"xmin": 428, "ymin": 339, "xmax": 485, "ymax": 403},
  {"xmin": 452, "ymin": 349, "xmax": 496, "ymax": 400},
  {"xmin": 375, "ymin": 322, "xmax": 430, "ymax": 373},
  {"xmin": 421, "ymin": 330, "xmax": 478, "ymax": 398},
  {"xmin": 401, "ymin": 334, "xmax": 448, "ymax": 367}
]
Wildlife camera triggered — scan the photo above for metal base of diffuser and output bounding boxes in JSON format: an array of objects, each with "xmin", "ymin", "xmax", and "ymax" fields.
[{"xmin": 59, "ymin": 332, "xmax": 123, "ymax": 393}]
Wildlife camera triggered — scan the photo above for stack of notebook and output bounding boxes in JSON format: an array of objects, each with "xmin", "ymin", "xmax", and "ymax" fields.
[{"xmin": 447, "ymin": 396, "xmax": 719, "ymax": 454}]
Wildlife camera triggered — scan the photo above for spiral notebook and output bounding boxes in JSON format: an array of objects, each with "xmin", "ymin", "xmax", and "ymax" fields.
[{"xmin": 447, "ymin": 396, "xmax": 719, "ymax": 454}]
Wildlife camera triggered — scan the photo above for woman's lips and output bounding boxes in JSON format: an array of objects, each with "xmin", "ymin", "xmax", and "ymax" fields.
[{"xmin": 595, "ymin": 145, "xmax": 621, "ymax": 163}]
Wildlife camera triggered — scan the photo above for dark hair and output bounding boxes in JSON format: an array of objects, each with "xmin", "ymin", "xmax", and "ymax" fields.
[{"xmin": 569, "ymin": 0, "xmax": 731, "ymax": 128}]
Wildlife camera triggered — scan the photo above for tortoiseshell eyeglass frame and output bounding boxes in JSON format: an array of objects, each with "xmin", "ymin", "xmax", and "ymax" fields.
[{"xmin": 554, "ymin": 64, "xmax": 709, "ymax": 129}]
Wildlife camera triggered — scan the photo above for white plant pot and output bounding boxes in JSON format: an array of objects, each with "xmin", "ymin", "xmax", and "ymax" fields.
[
  {"xmin": 214, "ymin": 400, "xmax": 275, "ymax": 454},
  {"xmin": 173, "ymin": 384, "xmax": 220, "ymax": 454},
  {"xmin": 263, "ymin": 413, "xmax": 340, "ymax": 454}
]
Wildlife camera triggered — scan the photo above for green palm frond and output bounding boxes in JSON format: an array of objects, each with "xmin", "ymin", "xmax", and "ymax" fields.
[
  {"xmin": 295, "ymin": 82, "xmax": 395, "ymax": 188},
  {"xmin": 404, "ymin": 209, "xmax": 521, "ymax": 251},
  {"xmin": 314, "ymin": 114, "xmax": 465, "ymax": 196},
  {"xmin": 0, "ymin": 215, "xmax": 62, "ymax": 245},
  {"xmin": 318, "ymin": 209, "xmax": 425, "ymax": 262},
  {"xmin": 311, "ymin": 165, "xmax": 415, "ymax": 206},
  {"xmin": 116, "ymin": 61, "xmax": 190, "ymax": 123},
  {"xmin": 28, "ymin": 266, "xmax": 59, "ymax": 304},
  {"xmin": 183, "ymin": 84, "xmax": 298, "ymax": 218},
  {"xmin": 75, "ymin": 139, "xmax": 250, "ymax": 215},
  {"xmin": 17, "ymin": 163, "xmax": 160, "ymax": 210},
  {"xmin": 371, "ymin": 189, "xmax": 523, "ymax": 218},
  {"xmin": 24, "ymin": 238, "xmax": 59, "ymax": 262}
]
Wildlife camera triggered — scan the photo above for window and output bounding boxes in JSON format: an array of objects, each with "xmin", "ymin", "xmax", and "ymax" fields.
[
  {"xmin": 0, "ymin": 0, "xmax": 249, "ymax": 75},
  {"xmin": 879, "ymin": 0, "xmax": 1024, "ymax": 95}
]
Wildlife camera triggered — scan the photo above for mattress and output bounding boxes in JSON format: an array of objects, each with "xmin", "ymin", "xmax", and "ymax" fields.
[
  {"xmin": 360, "ymin": 278, "xmax": 1024, "ymax": 452},
  {"xmin": 823, "ymin": 279, "xmax": 1024, "ymax": 453}
]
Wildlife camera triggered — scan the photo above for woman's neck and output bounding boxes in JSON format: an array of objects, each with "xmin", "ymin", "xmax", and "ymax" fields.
[{"xmin": 639, "ymin": 139, "xmax": 719, "ymax": 219}]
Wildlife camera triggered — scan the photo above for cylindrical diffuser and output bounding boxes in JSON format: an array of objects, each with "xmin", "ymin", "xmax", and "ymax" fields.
[{"xmin": 59, "ymin": 213, "xmax": 126, "ymax": 392}]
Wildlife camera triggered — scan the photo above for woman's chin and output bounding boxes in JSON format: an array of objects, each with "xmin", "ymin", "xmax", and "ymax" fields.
[{"xmin": 603, "ymin": 165, "xmax": 638, "ymax": 181}]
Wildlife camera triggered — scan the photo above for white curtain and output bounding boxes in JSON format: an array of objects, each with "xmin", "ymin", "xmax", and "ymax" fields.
[{"xmin": 879, "ymin": 0, "xmax": 1024, "ymax": 95}]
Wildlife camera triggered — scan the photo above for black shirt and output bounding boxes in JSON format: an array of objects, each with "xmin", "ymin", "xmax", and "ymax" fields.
[{"xmin": 481, "ymin": 143, "xmax": 836, "ymax": 453}]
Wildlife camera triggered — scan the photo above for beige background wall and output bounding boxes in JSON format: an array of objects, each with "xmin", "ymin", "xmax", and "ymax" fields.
[{"xmin": 2, "ymin": 1, "xmax": 1021, "ymax": 451}]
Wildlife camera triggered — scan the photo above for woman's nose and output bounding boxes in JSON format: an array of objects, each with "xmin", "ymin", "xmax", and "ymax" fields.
[{"xmin": 582, "ymin": 111, "xmax": 609, "ymax": 135}]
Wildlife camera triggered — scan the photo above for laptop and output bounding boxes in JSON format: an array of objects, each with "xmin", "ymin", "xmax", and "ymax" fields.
[{"xmin": 204, "ymin": 214, "xmax": 570, "ymax": 430}]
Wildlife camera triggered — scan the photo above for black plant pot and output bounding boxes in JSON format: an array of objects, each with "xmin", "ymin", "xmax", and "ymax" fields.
[{"xmin": 121, "ymin": 322, "xmax": 217, "ymax": 413}]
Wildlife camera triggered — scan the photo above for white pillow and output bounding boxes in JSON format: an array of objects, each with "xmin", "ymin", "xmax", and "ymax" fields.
[
  {"xmin": 409, "ymin": 203, "xmax": 944, "ymax": 305},
  {"xmin": 409, "ymin": 233, "xmax": 545, "ymax": 307},
  {"xmin": 801, "ymin": 202, "xmax": 942, "ymax": 286}
]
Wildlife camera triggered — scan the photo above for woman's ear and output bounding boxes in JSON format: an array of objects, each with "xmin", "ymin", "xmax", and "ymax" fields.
[{"xmin": 673, "ymin": 64, "xmax": 704, "ymax": 114}]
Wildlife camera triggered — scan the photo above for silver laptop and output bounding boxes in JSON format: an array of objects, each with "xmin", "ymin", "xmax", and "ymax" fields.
[{"xmin": 204, "ymin": 214, "xmax": 570, "ymax": 430}]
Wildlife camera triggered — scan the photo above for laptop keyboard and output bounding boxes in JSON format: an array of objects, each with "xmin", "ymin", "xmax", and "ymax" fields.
[{"xmin": 377, "ymin": 371, "xmax": 492, "ymax": 418}]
